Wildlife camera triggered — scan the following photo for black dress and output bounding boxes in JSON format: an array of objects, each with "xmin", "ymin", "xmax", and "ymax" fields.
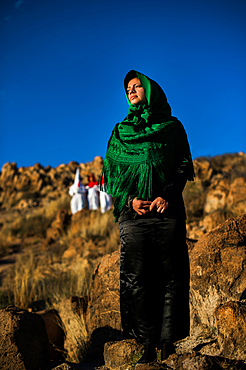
[{"xmin": 118, "ymin": 162, "xmax": 190, "ymax": 345}]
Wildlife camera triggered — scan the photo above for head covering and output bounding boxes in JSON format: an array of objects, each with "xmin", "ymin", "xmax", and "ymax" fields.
[
  {"xmin": 101, "ymin": 70, "xmax": 194, "ymax": 221},
  {"xmin": 74, "ymin": 168, "xmax": 80, "ymax": 187},
  {"xmin": 69, "ymin": 167, "xmax": 81, "ymax": 195}
]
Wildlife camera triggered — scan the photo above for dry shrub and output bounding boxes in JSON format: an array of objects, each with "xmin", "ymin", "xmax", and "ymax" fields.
[
  {"xmin": 1, "ymin": 250, "xmax": 95, "ymax": 310},
  {"xmin": 55, "ymin": 301, "xmax": 90, "ymax": 363},
  {"xmin": 61, "ymin": 210, "xmax": 120, "ymax": 256},
  {"xmin": 1, "ymin": 194, "xmax": 70, "ymax": 240},
  {"xmin": 1, "ymin": 209, "xmax": 120, "ymax": 311}
]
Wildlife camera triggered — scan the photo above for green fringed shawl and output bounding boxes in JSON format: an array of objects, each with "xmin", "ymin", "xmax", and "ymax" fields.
[{"xmin": 101, "ymin": 70, "xmax": 194, "ymax": 221}]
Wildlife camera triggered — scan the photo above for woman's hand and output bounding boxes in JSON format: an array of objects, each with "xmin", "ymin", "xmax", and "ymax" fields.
[
  {"xmin": 149, "ymin": 197, "xmax": 169, "ymax": 213},
  {"xmin": 132, "ymin": 197, "xmax": 152, "ymax": 215}
]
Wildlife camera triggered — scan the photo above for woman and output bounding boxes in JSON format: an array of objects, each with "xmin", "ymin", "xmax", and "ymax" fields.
[{"xmin": 101, "ymin": 70, "xmax": 194, "ymax": 364}]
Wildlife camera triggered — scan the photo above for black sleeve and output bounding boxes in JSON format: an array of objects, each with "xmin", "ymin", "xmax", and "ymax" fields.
[
  {"xmin": 160, "ymin": 162, "xmax": 189, "ymax": 204},
  {"xmin": 125, "ymin": 194, "xmax": 135, "ymax": 208}
]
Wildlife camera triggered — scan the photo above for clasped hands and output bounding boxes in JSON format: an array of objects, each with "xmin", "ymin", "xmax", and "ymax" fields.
[{"xmin": 132, "ymin": 197, "xmax": 169, "ymax": 216}]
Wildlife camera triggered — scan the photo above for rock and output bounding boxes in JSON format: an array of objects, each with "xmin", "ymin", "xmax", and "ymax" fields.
[
  {"xmin": 200, "ymin": 212, "xmax": 225, "ymax": 233},
  {"xmin": 0, "ymin": 157, "xmax": 104, "ymax": 210},
  {"xmin": 70, "ymin": 209, "xmax": 90, "ymax": 235},
  {"xmin": 164, "ymin": 351, "xmax": 245, "ymax": 370},
  {"xmin": 37, "ymin": 308, "xmax": 65, "ymax": 360},
  {"xmin": 204, "ymin": 189, "xmax": 227, "ymax": 214},
  {"xmin": 86, "ymin": 251, "xmax": 121, "ymax": 335},
  {"xmin": 45, "ymin": 209, "xmax": 71, "ymax": 245},
  {"xmin": 85, "ymin": 251, "xmax": 122, "ymax": 358},
  {"xmin": 62, "ymin": 237, "xmax": 85, "ymax": 259},
  {"xmin": 214, "ymin": 300, "xmax": 246, "ymax": 360},
  {"xmin": 203, "ymin": 177, "xmax": 230, "ymax": 214},
  {"xmin": 0, "ymin": 305, "xmax": 49, "ymax": 370},
  {"xmin": 104, "ymin": 339, "xmax": 143, "ymax": 369},
  {"xmin": 227, "ymin": 177, "xmax": 246, "ymax": 215},
  {"xmin": 189, "ymin": 214, "xmax": 246, "ymax": 337},
  {"xmin": 193, "ymin": 158, "xmax": 213, "ymax": 184}
]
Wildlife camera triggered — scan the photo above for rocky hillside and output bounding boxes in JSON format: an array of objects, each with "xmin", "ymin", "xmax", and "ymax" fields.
[
  {"xmin": 0, "ymin": 156, "xmax": 103, "ymax": 211},
  {"xmin": 0, "ymin": 152, "xmax": 246, "ymax": 369},
  {"xmin": 0, "ymin": 152, "xmax": 245, "ymax": 238},
  {"xmin": 184, "ymin": 152, "xmax": 246, "ymax": 238}
]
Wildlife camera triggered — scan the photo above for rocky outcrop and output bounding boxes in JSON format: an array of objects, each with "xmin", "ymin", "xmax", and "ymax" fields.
[
  {"xmin": 189, "ymin": 214, "xmax": 246, "ymax": 336},
  {"xmin": 44, "ymin": 208, "xmax": 71, "ymax": 246},
  {"xmin": 2, "ymin": 210, "xmax": 246, "ymax": 370},
  {"xmin": 0, "ymin": 157, "xmax": 104, "ymax": 209},
  {"xmin": 0, "ymin": 306, "xmax": 49, "ymax": 370},
  {"xmin": 86, "ymin": 251, "xmax": 122, "ymax": 357},
  {"xmin": 102, "ymin": 342, "xmax": 246, "ymax": 370},
  {"xmin": 36, "ymin": 308, "xmax": 65, "ymax": 361},
  {"xmin": 183, "ymin": 152, "xmax": 246, "ymax": 238},
  {"xmin": 164, "ymin": 351, "xmax": 245, "ymax": 370},
  {"xmin": 215, "ymin": 300, "xmax": 246, "ymax": 360},
  {"xmin": 1, "ymin": 153, "xmax": 246, "ymax": 243},
  {"xmin": 104, "ymin": 339, "xmax": 143, "ymax": 369},
  {"xmin": 83, "ymin": 214, "xmax": 246, "ymax": 362}
]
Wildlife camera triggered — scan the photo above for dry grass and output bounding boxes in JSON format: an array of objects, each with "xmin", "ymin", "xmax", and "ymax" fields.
[
  {"xmin": 0, "ymin": 208, "xmax": 120, "ymax": 310},
  {"xmin": 1, "ymin": 250, "xmax": 96, "ymax": 310},
  {"xmin": 183, "ymin": 181, "xmax": 206, "ymax": 222},
  {"xmin": 2, "ymin": 194, "xmax": 70, "ymax": 237},
  {"xmin": 0, "ymin": 207, "xmax": 120, "ymax": 363},
  {"xmin": 59, "ymin": 210, "xmax": 120, "ymax": 256},
  {"xmin": 0, "ymin": 194, "xmax": 70, "ymax": 255}
]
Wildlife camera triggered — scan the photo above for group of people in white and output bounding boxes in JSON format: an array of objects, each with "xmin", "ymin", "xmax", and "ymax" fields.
[{"xmin": 69, "ymin": 168, "xmax": 112, "ymax": 215}]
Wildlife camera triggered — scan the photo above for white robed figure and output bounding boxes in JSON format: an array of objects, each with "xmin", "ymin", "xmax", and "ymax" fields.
[
  {"xmin": 86, "ymin": 174, "xmax": 99, "ymax": 210},
  {"xmin": 69, "ymin": 168, "xmax": 86, "ymax": 214},
  {"xmin": 99, "ymin": 176, "xmax": 112, "ymax": 213}
]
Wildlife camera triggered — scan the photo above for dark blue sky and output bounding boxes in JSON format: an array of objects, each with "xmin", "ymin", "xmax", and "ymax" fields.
[{"xmin": 1, "ymin": 0, "xmax": 245, "ymax": 168}]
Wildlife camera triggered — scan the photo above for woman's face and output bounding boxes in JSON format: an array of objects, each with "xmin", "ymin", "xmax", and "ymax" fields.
[{"xmin": 127, "ymin": 77, "xmax": 147, "ymax": 105}]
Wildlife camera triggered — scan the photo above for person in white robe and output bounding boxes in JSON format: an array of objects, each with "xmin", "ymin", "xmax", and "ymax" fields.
[
  {"xmin": 99, "ymin": 176, "xmax": 112, "ymax": 213},
  {"xmin": 86, "ymin": 174, "xmax": 99, "ymax": 210},
  {"xmin": 69, "ymin": 168, "xmax": 86, "ymax": 214}
]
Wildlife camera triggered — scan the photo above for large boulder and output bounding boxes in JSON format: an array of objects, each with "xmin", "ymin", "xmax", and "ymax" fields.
[
  {"xmin": 86, "ymin": 251, "xmax": 122, "ymax": 358},
  {"xmin": 44, "ymin": 208, "xmax": 71, "ymax": 247},
  {"xmin": 164, "ymin": 351, "xmax": 244, "ymax": 370},
  {"xmin": 0, "ymin": 306, "xmax": 49, "ymax": 370},
  {"xmin": 104, "ymin": 339, "xmax": 142, "ymax": 369},
  {"xmin": 36, "ymin": 308, "xmax": 65, "ymax": 361},
  {"xmin": 189, "ymin": 214, "xmax": 246, "ymax": 336},
  {"xmin": 214, "ymin": 300, "xmax": 246, "ymax": 360},
  {"xmin": 85, "ymin": 214, "xmax": 246, "ymax": 344}
]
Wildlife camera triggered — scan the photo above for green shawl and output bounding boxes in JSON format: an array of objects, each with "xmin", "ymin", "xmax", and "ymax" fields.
[{"xmin": 101, "ymin": 70, "xmax": 194, "ymax": 221}]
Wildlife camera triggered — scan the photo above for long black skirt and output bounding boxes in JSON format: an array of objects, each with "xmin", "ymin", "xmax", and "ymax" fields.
[{"xmin": 119, "ymin": 217, "xmax": 190, "ymax": 345}]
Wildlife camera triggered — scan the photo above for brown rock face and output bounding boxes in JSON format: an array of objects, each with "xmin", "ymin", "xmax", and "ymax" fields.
[
  {"xmin": 193, "ymin": 158, "xmax": 213, "ymax": 183},
  {"xmin": 36, "ymin": 309, "xmax": 65, "ymax": 361},
  {"xmin": 104, "ymin": 339, "xmax": 143, "ymax": 369},
  {"xmin": 0, "ymin": 306, "xmax": 49, "ymax": 370},
  {"xmin": 215, "ymin": 300, "xmax": 246, "ymax": 360},
  {"xmin": 87, "ymin": 215, "xmax": 246, "ymax": 343},
  {"xmin": 189, "ymin": 214, "xmax": 246, "ymax": 336},
  {"xmin": 0, "ymin": 156, "xmax": 104, "ymax": 209},
  {"xmin": 164, "ymin": 351, "xmax": 241, "ymax": 370},
  {"xmin": 44, "ymin": 209, "xmax": 71, "ymax": 246},
  {"xmin": 86, "ymin": 251, "xmax": 121, "ymax": 335},
  {"xmin": 86, "ymin": 251, "xmax": 122, "ymax": 357}
]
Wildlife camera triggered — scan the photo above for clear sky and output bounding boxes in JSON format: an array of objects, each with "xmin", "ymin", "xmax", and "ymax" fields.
[{"xmin": 1, "ymin": 0, "xmax": 245, "ymax": 169}]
